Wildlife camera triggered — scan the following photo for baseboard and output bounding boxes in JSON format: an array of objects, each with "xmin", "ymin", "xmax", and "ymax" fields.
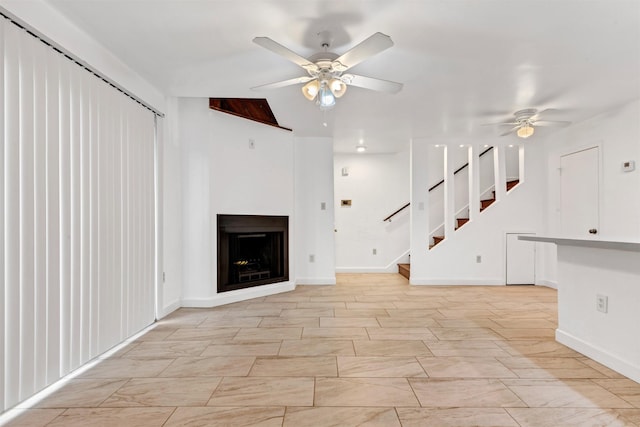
[
  {"xmin": 296, "ymin": 277, "xmax": 337, "ymax": 285},
  {"xmin": 409, "ymin": 278, "xmax": 504, "ymax": 286},
  {"xmin": 556, "ymin": 329, "xmax": 640, "ymax": 383},
  {"xmin": 335, "ymin": 267, "xmax": 402, "ymax": 274},
  {"xmin": 536, "ymin": 279, "xmax": 558, "ymax": 289},
  {"xmin": 335, "ymin": 250, "xmax": 411, "ymax": 274},
  {"xmin": 157, "ymin": 300, "xmax": 181, "ymax": 319},
  {"xmin": 181, "ymin": 281, "xmax": 296, "ymax": 308}
]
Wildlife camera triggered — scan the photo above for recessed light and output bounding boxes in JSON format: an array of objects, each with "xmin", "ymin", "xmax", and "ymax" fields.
[
  {"xmin": 356, "ymin": 145, "xmax": 367, "ymax": 153},
  {"xmin": 459, "ymin": 144, "xmax": 465, "ymax": 148},
  {"xmin": 434, "ymin": 144, "xmax": 441, "ymax": 148}
]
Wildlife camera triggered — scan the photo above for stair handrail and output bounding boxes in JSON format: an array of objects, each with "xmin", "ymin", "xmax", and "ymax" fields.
[
  {"xmin": 383, "ymin": 202, "xmax": 411, "ymax": 222},
  {"xmin": 383, "ymin": 146, "xmax": 494, "ymax": 222}
]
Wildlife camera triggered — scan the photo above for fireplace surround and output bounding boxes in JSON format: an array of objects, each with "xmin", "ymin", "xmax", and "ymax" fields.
[{"xmin": 217, "ymin": 214, "xmax": 289, "ymax": 293}]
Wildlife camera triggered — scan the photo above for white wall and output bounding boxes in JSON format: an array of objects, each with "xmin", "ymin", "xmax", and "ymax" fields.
[
  {"xmin": 505, "ymin": 145, "xmax": 520, "ymax": 181},
  {"xmin": 161, "ymin": 98, "xmax": 183, "ymax": 316},
  {"xmin": 177, "ymin": 97, "xmax": 297, "ymax": 306},
  {"xmin": 538, "ymin": 99, "xmax": 640, "ymax": 286},
  {"xmin": 294, "ymin": 138, "xmax": 336, "ymax": 285},
  {"xmin": 555, "ymin": 243, "xmax": 640, "ymax": 383},
  {"xmin": 334, "ymin": 150, "xmax": 410, "ymax": 272}
]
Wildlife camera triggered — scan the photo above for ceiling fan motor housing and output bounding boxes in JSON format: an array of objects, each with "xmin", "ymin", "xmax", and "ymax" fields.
[{"xmin": 514, "ymin": 108, "xmax": 538, "ymax": 122}]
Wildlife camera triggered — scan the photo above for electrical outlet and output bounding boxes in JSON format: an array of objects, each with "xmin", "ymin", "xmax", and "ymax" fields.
[
  {"xmin": 320, "ymin": 202, "xmax": 326, "ymax": 210},
  {"xmin": 372, "ymin": 248, "xmax": 377, "ymax": 255},
  {"xmin": 309, "ymin": 254, "xmax": 315, "ymax": 263},
  {"xmin": 596, "ymin": 294, "xmax": 608, "ymax": 313},
  {"xmin": 476, "ymin": 255, "xmax": 482, "ymax": 263}
]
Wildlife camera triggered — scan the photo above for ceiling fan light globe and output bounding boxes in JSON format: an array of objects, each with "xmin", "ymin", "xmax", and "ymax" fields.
[
  {"xmin": 329, "ymin": 78, "xmax": 347, "ymax": 98},
  {"xmin": 517, "ymin": 125, "xmax": 534, "ymax": 138},
  {"xmin": 302, "ymin": 80, "xmax": 319, "ymax": 101},
  {"xmin": 318, "ymin": 85, "xmax": 336, "ymax": 110}
]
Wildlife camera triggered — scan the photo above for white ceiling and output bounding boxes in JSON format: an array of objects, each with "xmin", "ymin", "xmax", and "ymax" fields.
[{"xmin": 46, "ymin": 0, "xmax": 640, "ymax": 153}]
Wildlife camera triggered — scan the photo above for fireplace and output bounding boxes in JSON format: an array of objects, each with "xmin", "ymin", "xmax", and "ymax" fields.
[{"xmin": 217, "ymin": 215, "xmax": 289, "ymax": 293}]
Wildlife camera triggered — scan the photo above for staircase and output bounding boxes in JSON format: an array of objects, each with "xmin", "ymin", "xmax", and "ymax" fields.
[
  {"xmin": 398, "ymin": 263, "xmax": 410, "ymax": 280},
  {"xmin": 391, "ymin": 145, "xmax": 521, "ymax": 278},
  {"xmin": 429, "ymin": 179, "xmax": 519, "ymax": 249}
]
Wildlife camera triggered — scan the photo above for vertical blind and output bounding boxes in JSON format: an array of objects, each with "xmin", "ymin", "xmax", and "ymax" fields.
[{"xmin": 1, "ymin": 16, "xmax": 157, "ymax": 411}]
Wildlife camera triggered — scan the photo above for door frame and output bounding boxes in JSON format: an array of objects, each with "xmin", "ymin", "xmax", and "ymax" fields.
[
  {"xmin": 504, "ymin": 231, "xmax": 536, "ymax": 285},
  {"xmin": 558, "ymin": 143, "xmax": 603, "ymax": 238}
]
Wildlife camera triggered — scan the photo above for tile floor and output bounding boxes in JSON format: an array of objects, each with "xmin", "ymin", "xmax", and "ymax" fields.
[{"xmin": 5, "ymin": 273, "xmax": 640, "ymax": 426}]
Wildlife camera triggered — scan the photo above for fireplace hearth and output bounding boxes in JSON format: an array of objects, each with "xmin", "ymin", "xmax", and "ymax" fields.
[{"xmin": 217, "ymin": 215, "xmax": 288, "ymax": 293}]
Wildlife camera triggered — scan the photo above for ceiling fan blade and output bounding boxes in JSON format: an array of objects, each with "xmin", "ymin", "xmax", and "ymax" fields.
[
  {"xmin": 531, "ymin": 108, "xmax": 559, "ymax": 118},
  {"xmin": 342, "ymin": 74, "xmax": 402, "ymax": 93},
  {"xmin": 531, "ymin": 119, "xmax": 571, "ymax": 127},
  {"xmin": 253, "ymin": 37, "xmax": 318, "ymax": 72},
  {"xmin": 251, "ymin": 76, "xmax": 314, "ymax": 91},
  {"xmin": 332, "ymin": 32, "xmax": 394, "ymax": 72},
  {"xmin": 500, "ymin": 126, "xmax": 520, "ymax": 136},
  {"xmin": 481, "ymin": 121, "xmax": 519, "ymax": 127}
]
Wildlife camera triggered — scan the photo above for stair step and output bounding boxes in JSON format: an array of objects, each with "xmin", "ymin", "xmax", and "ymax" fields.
[
  {"xmin": 456, "ymin": 218, "xmax": 469, "ymax": 229},
  {"xmin": 431, "ymin": 236, "xmax": 444, "ymax": 249},
  {"xmin": 507, "ymin": 179, "xmax": 520, "ymax": 191},
  {"xmin": 398, "ymin": 263, "xmax": 410, "ymax": 280},
  {"xmin": 480, "ymin": 198, "xmax": 495, "ymax": 211}
]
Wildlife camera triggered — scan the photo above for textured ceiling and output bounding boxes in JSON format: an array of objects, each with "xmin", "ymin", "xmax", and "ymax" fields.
[{"xmin": 45, "ymin": 0, "xmax": 640, "ymax": 153}]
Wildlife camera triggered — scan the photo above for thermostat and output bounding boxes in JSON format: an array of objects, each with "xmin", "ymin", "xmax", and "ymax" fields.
[{"xmin": 622, "ymin": 160, "xmax": 635, "ymax": 172}]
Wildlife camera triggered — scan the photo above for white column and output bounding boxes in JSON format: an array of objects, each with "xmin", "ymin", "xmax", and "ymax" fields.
[
  {"xmin": 494, "ymin": 145, "xmax": 507, "ymax": 202},
  {"xmin": 0, "ymin": 16, "xmax": 6, "ymax": 413},
  {"xmin": 468, "ymin": 146, "xmax": 480, "ymax": 221},
  {"xmin": 443, "ymin": 145, "xmax": 455, "ymax": 238},
  {"xmin": 409, "ymin": 138, "xmax": 430, "ymax": 283}
]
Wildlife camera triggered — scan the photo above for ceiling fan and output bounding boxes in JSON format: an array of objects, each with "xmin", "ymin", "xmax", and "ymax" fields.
[
  {"xmin": 251, "ymin": 32, "xmax": 403, "ymax": 110},
  {"xmin": 484, "ymin": 108, "xmax": 571, "ymax": 138}
]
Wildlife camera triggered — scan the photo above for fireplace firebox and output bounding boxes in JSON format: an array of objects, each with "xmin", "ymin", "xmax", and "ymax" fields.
[{"xmin": 217, "ymin": 215, "xmax": 288, "ymax": 293}]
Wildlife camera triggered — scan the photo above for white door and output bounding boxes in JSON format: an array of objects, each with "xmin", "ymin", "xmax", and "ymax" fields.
[
  {"xmin": 560, "ymin": 147, "xmax": 600, "ymax": 238},
  {"xmin": 506, "ymin": 233, "xmax": 535, "ymax": 285}
]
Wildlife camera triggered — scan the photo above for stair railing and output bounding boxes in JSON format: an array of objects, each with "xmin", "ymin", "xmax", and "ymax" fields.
[
  {"xmin": 383, "ymin": 202, "xmax": 411, "ymax": 222},
  {"xmin": 383, "ymin": 146, "xmax": 494, "ymax": 222}
]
